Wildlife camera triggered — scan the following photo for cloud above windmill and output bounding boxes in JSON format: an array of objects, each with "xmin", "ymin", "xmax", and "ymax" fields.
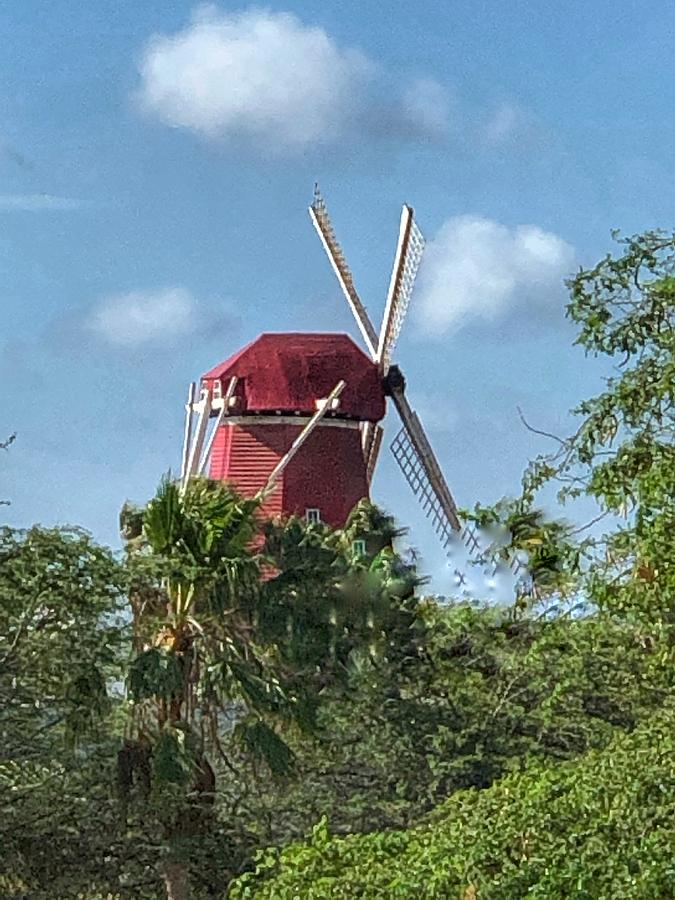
[
  {"xmin": 414, "ymin": 216, "xmax": 575, "ymax": 335},
  {"xmin": 0, "ymin": 193, "xmax": 81, "ymax": 211},
  {"xmin": 135, "ymin": 6, "xmax": 451, "ymax": 150},
  {"xmin": 86, "ymin": 287, "xmax": 201, "ymax": 347}
]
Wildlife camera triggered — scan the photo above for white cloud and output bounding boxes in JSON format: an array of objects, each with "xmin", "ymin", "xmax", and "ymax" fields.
[
  {"xmin": 400, "ymin": 78, "xmax": 452, "ymax": 137},
  {"xmin": 415, "ymin": 216, "xmax": 575, "ymax": 335},
  {"xmin": 482, "ymin": 102, "xmax": 522, "ymax": 145},
  {"xmin": 480, "ymin": 101, "xmax": 544, "ymax": 149},
  {"xmin": 86, "ymin": 288, "xmax": 198, "ymax": 347},
  {"xmin": 0, "ymin": 194, "xmax": 81, "ymax": 211},
  {"xmin": 137, "ymin": 6, "xmax": 373, "ymax": 150}
]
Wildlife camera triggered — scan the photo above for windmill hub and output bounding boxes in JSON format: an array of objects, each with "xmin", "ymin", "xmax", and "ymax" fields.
[{"xmin": 382, "ymin": 364, "xmax": 406, "ymax": 397}]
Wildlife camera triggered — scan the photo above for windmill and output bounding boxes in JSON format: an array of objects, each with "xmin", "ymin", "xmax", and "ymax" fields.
[{"xmin": 179, "ymin": 187, "xmax": 526, "ymax": 583}]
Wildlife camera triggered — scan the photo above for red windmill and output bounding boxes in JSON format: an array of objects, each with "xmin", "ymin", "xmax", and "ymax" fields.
[{"xmin": 179, "ymin": 188, "xmax": 526, "ymax": 582}]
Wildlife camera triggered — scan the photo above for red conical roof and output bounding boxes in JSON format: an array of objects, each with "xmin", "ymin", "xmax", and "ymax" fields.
[{"xmin": 203, "ymin": 332, "xmax": 385, "ymax": 422}]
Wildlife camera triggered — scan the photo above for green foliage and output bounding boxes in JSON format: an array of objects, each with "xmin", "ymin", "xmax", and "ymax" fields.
[
  {"xmin": 516, "ymin": 231, "xmax": 675, "ymax": 620},
  {"xmin": 259, "ymin": 509, "xmax": 421, "ymax": 680},
  {"xmin": 63, "ymin": 663, "xmax": 111, "ymax": 748},
  {"xmin": 0, "ymin": 525, "xmax": 127, "ymax": 756},
  {"xmin": 462, "ymin": 499, "xmax": 581, "ymax": 603},
  {"xmin": 237, "ymin": 720, "xmax": 296, "ymax": 778},
  {"xmin": 153, "ymin": 728, "xmax": 195, "ymax": 786},
  {"xmin": 231, "ymin": 706, "xmax": 675, "ymax": 899},
  {"xmin": 0, "ymin": 526, "xmax": 133, "ymax": 897},
  {"xmin": 128, "ymin": 647, "xmax": 185, "ymax": 701},
  {"xmin": 220, "ymin": 599, "xmax": 675, "ymax": 851},
  {"xmin": 135, "ymin": 475, "xmax": 260, "ymax": 622}
]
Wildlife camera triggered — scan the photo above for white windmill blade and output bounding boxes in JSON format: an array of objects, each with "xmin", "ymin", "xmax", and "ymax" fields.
[
  {"xmin": 388, "ymin": 384, "xmax": 463, "ymax": 543},
  {"xmin": 377, "ymin": 205, "xmax": 425, "ymax": 373},
  {"xmin": 198, "ymin": 376, "xmax": 238, "ymax": 476},
  {"xmin": 182, "ymin": 386, "xmax": 212, "ymax": 491},
  {"xmin": 258, "ymin": 380, "xmax": 346, "ymax": 501},
  {"xmin": 364, "ymin": 423, "xmax": 383, "ymax": 484},
  {"xmin": 309, "ymin": 185, "xmax": 379, "ymax": 359},
  {"xmin": 389, "ymin": 381, "xmax": 531, "ymax": 581},
  {"xmin": 180, "ymin": 381, "xmax": 197, "ymax": 481}
]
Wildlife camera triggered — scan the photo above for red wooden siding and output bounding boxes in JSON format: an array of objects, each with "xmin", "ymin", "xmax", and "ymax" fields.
[
  {"xmin": 209, "ymin": 422, "xmax": 368, "ymax": 527},
  {"xmin": 283, "ymin": 425, "xmax": 369, "ymax": 527},
  {"xmin": 210, "ymin": 422, "xmax": 284, "ymax": 521}
]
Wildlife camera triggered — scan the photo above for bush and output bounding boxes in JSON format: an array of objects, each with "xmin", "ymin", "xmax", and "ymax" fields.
[{"xmin": 230, "ymin": 706, "xmax": 675, "ymax": 899}]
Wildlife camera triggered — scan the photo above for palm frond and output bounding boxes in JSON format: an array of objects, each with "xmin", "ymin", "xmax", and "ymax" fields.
[
  {"xmin": 236, "ymin": 720, "xmax": 295, "ymax": 777},
  {"xmin": 143, "ymin": 475, "xmax": 185, "ymax": 555}
]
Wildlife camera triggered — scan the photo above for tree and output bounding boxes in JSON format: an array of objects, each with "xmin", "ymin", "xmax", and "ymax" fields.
[
  {"xmin": 0, "ymin": 525, "xmax": 129, "ymax": 897},
  {"xmin": 521, "ymin": 229, "xmax": 675, "ymax": 621},
  {"xmin": 455, "ymin": 229, "xmax": 675, "ymax": 625},
  {"xmin": 121, "ymin": 477, "xmax": 273, "ymax": 898},
  {"xmin": 230, "ymin": 705, "xmax": 675, "ymax": 899},
  {"xmin": 223, "ymin": 596, "xmax": 672, "ymax": 850}
]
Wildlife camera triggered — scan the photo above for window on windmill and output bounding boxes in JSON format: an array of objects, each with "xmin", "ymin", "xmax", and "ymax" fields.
[
  {"xmin": 212, "ymin": 379, "xmax": 222, "ymax": 399},
  {"xmin": 315, "ymin": 396, "xmax": 340, "ymax": 412},
  {"xmin": 305, "ymin": 508, "xmax": 321, "ymax": 525},
  {"xmin": 352, "ymin": 539, "xmax": 367, "ymax": 557}
]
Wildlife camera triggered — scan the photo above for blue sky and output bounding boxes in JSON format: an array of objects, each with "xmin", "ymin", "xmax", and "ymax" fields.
[{"xmin": 1, "ymin": 1, "xmax": 672, "ymax": 594}]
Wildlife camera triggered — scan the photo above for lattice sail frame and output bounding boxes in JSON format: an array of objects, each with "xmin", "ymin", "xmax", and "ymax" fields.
[
  {"xmin": 391, "ymin": 424, "xmax": 526, "ymax": 580},
  {"xmin": 310, "ymin": 187, "xmax": 378, "ymax": 357},
  {"xmin": 378, "ymin": 212, "xmax": 425, "ymax": 373},
  {"xmin": 391, "ymin": 425, "xmax": 460, "ymax": 551}
]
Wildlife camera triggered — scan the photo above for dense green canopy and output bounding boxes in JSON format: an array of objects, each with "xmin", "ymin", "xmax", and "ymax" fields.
[
  {"xmin": 0, "ymin": 525, "xmax": 128, "ymax": 897},
  {"xmin": 231, "ymin": 707, "xmax": 675, "ymax": 899}
]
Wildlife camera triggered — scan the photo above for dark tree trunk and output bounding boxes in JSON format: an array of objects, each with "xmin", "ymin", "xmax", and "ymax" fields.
[
  {"xmin": 163, "ymin": 861, "xmax": 191, "ymax": 900},
  {"xmin": 161, "ymin": 755, "xmax": 215, "ymax": 899}
]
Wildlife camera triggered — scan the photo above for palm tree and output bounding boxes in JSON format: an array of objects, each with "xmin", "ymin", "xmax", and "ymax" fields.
[{"xmin": 122, "ymin": 477, "xmax": 303, "ymax": 899}]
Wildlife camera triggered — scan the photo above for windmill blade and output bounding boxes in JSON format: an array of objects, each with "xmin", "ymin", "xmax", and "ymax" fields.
[
  {"xmin": 377, "ymin": 205, "xmax": 425, "ymax": 373},
  {"xmin": 362, "ymin": 422, "xmax": 383, "ymax": 484},
  {"xmin": 389, "ymin": 380, "xmax": 530, "ymax": 581},
  {"xmin": 180, "ymin": 381, "xmax": 197, "ymax": 481},
  {"xmin": 198, "ymin": 376, "xmax": 238, "ymax": 475},
  {"xmin": 309, "ymin": 185, "xmax": 379, "ymax": 359},
  {"xmin": 391, "ymin": 416, "xmax": 492, "ymax": 564},
  {"xmin": 389, "ymin": 383, "xmax": 464, "ymax": 549},
  {"xmin": 182, "ymin": 386, "xmax": 212, "ymax": 491}
]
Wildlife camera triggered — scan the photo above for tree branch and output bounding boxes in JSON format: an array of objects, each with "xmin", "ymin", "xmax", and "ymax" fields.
[{"xmin": 517, "ymin": 407, "xmax": 567, "ymax": 446}]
